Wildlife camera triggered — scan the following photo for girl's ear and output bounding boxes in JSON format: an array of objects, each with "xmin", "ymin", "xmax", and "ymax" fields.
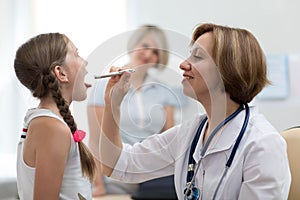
[{"xmin": 53, "ymin": 65, "xmax": 68, "ymax": 83}]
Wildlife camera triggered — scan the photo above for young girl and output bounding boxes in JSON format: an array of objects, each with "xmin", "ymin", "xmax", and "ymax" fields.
[{"xmin": 14, "ymin": 33, "xmax": 95, "ymax": 200}]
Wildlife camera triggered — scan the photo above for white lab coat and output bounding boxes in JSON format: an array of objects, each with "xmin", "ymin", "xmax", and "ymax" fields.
[{"xmin": 110, "ymin": 106, "xmax": 291, "ymax": 200}]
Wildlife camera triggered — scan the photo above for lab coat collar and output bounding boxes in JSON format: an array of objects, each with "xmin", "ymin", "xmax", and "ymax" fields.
[{"xmin": 193, "ymin": 106, "xmax": 257, "ymax": 162}]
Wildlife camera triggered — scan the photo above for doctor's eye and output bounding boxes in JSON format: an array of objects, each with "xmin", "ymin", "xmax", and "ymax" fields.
[{"xmin": 193, "ymin": 55, "xmax": 202, "ymax": 59}]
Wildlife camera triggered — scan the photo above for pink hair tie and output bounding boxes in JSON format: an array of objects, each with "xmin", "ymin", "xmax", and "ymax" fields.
[{"xmin": 73, "ymin": 130, "xmax": 86, "ymax": 142}]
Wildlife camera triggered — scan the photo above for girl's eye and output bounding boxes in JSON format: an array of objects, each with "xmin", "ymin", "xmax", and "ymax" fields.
[{"xmin": 191, "ymin": 47, "xmax": 207, "ymax": 60}]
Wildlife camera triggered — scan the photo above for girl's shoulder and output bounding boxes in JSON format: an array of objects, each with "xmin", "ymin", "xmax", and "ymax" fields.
[{"xmin": 25, "ymin": 108, "xmax": 71, "ymax": 148}]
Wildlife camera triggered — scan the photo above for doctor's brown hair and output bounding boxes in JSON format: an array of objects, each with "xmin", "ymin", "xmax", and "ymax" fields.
[
  {"xmin": 14, "ymin": 33, "xmax": 95, "ymax": 181},
  {"xmin": 191, "ymin": 23, "xmax": 270, "ymax": 104}
]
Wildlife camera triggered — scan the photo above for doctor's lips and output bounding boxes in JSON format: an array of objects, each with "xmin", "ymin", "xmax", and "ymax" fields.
[
  {"xmin": 94, "ymin": 68, "xmax": 136, "ymax": 79},
  {"xmin": 183, "ymin": 73, "xmax": 194, "ymax": 80}
]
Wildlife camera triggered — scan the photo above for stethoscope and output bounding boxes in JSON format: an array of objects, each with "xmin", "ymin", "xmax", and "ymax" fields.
[{"xmin": 184, "ymin": 103, "xmax": 250, "ymax": 200}]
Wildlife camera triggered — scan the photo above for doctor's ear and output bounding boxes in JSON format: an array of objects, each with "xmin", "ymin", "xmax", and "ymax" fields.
[{"xmin": 53, "ymin": 65, "xmax": 68, "ymax": 83}]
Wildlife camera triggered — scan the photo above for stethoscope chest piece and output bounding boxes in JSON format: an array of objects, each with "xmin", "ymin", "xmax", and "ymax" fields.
[{"xmin": 184, "ymin": 182, "xmax": 200, "ymax": 200}]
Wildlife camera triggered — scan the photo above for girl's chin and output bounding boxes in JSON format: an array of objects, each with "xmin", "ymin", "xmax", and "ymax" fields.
[
  {"xmin": 72, "ymin": 87, "xmax": 88, "ymax": 102},
  {"xmin": 73, "ymin": 94, "xmax": 87, "ymax": 102}
]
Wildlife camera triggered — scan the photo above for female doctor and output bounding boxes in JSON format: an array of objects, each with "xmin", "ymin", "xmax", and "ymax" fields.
[{"xmin": 99, "ymin": 23, "xmax": 291, "ymax": 200}]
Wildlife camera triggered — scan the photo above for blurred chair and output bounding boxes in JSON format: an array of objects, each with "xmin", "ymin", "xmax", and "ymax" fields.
[{"xmin": 281, "ymin": 126, "xmax": 300, "ymax": 200}]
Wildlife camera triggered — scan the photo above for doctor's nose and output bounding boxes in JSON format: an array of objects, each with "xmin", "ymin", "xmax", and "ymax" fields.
[{"xmin": 180, "ymin": 60, "xmax": 192, "ymax": 71}]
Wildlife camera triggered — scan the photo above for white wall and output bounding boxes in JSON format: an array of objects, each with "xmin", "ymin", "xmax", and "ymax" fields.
[
  {"xmin": 256, "ymin": 55, "xmax": 300, "ymax": 131},
  {"xmin": 126, "ymin": 0, "xmax": 300, "ymax": 131},
  {"xmin": 0, "ymin": 0, "xmax": 36, "ymax": 155},
  {"xmin": 128, "ymin": 0, "xmax": 300, "ymax": 53}
]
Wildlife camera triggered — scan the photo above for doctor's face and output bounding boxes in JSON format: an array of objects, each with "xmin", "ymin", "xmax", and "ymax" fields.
[{"xmin": 180, "ymin": 32, "xmax": 223, "ymax": 102}]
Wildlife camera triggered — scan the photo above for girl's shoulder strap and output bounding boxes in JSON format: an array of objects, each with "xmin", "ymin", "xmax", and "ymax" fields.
[{"xmin": 20, "ymin": 108, "xmax": 66, "ymax": 141}]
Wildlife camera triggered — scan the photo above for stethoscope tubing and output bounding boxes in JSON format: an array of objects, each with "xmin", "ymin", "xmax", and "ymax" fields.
[
  {"xmin": 184, "ymin": 104, "xmax": 250, "ymax": 200},
  {"xmin": 212, "ymin": 104, "xmax": 250, "ymax": 199}
]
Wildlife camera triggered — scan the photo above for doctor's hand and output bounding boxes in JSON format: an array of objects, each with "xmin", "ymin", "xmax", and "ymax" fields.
[{"xmin": 104, "ymin": 66, "xmax": 131, "ymax": 107}]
